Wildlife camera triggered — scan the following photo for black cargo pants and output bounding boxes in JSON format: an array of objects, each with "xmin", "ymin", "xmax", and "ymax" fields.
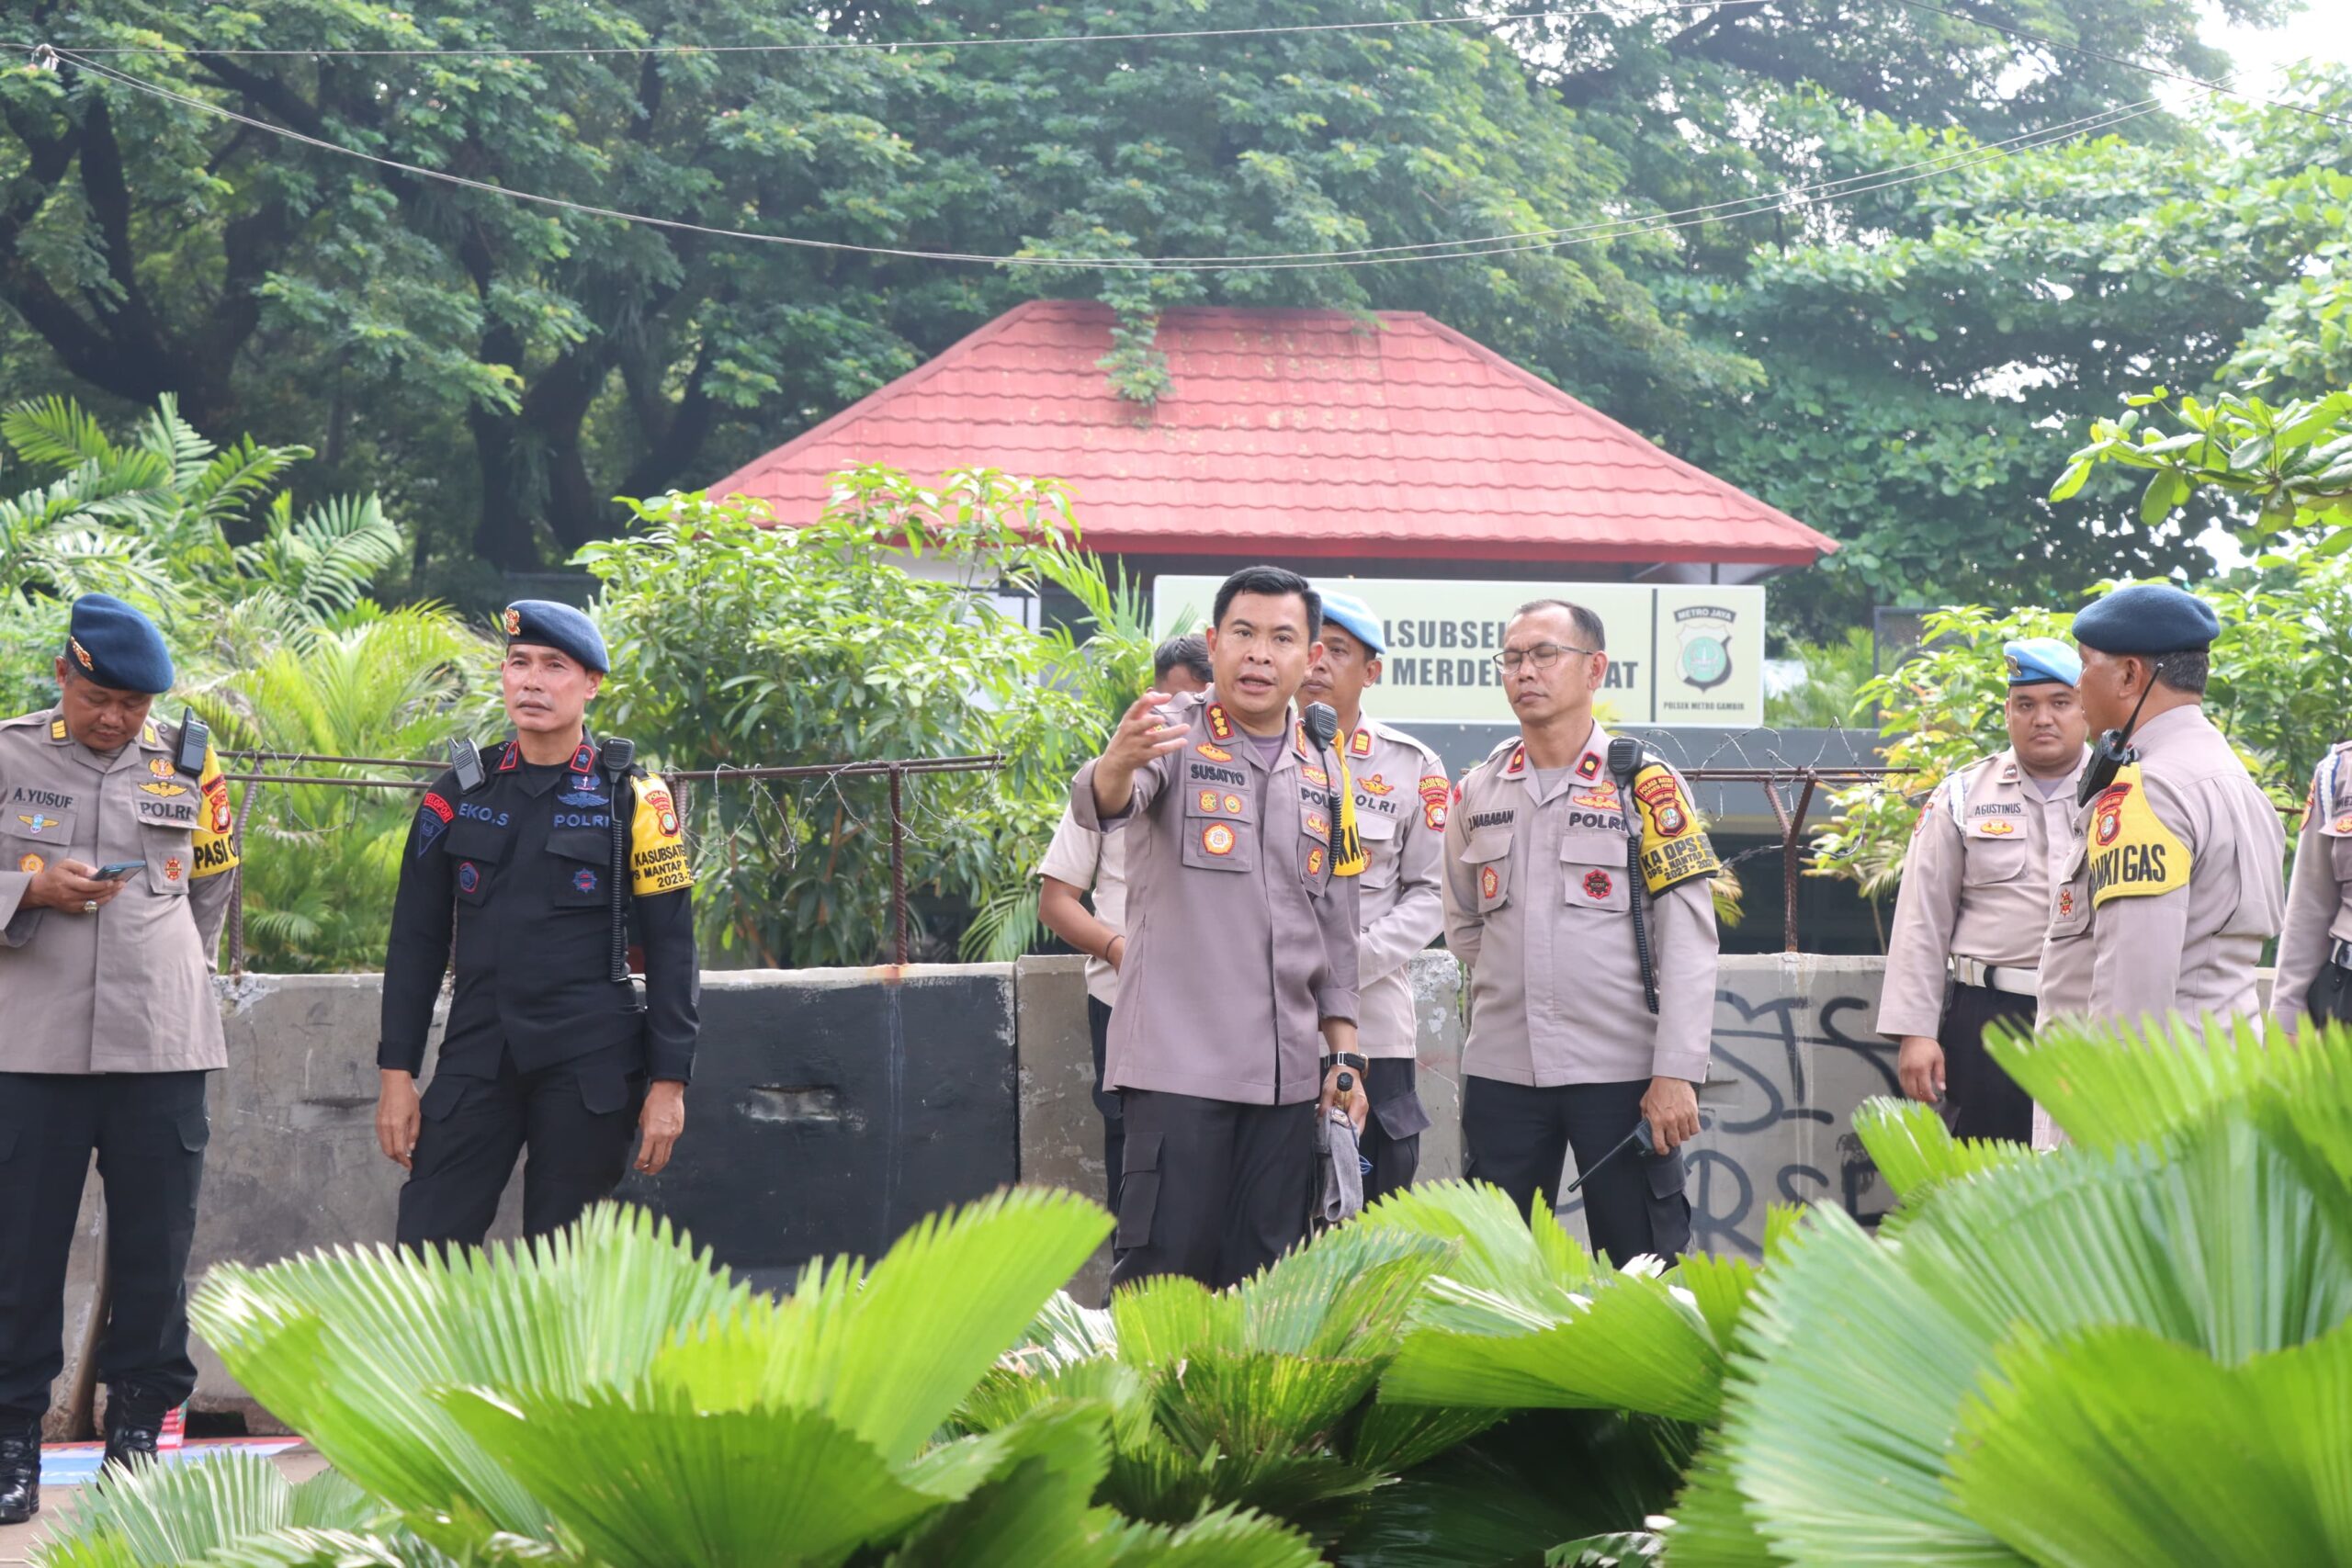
[{"xmin": 1461, "ymin": 1075, "xmax": 1691, "ymax": 1268}]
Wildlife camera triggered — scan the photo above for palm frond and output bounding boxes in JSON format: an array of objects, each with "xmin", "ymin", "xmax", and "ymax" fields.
[
  {"xmin": 3, "ymin": 394, "xmax": 118, "ymax": 468},
  {"xmin": 1987, "ymin": 1012, "xmax": 2322, "ymax": 1150}
]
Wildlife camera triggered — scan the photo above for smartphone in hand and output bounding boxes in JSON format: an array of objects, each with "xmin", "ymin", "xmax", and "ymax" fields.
[{"xmin": 93, "ymin": 861, "xmax": 144, "ymax": 881}]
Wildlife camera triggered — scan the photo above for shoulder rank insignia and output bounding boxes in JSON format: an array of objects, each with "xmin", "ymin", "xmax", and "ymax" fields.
[{"xmin": 2088, "ymin": 764, "xmax": 2189, "ymax": 907}]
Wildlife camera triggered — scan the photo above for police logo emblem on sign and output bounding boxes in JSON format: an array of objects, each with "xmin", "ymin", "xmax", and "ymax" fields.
[
  {"xmin": 1582, "ymin": 869, "xmax": 1613, "ymax": 901},
  {"xmin": 164, "ymin": 856, "xmax": 184, "ymax": 883},
  {"xmin": 1203, "ymin": 823, "xmax": 1237, "ymax": 857},
  {"xmin": 1480, "ymin": 865, "xmax": 1500, "ymax": 901},
  {"xmin": 17, "ymin": 853, "xmax": 40, "ymax": 874}
]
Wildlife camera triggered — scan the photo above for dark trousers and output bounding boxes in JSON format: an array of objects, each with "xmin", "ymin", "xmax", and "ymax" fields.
[
  {"xmin": 1111, "ymin": 1089, "xmax": 1316, "ymax": 1292},
  {"xmin": 1086, "ymin": 997, "xmax": 1125, "ymax": 1213},
  {"xmin": 396, "ymin": 1051, "xmax": 645, "ymax": 1251},
  {"xmin": 2310, "ymin": 960, "xmax": 2352, "ymax": 1024},
  {"xmin": 1360, "ymin": 1057, "xmax": 1429, "ymax": 1202},
  {"xmin": 1938, "ymin": 982, "xmax": 2038, "ymax": 1143},
  {"xmin": 1461, "ymin": 1076, "xmax": 1690, "ymax": 1268},
  {"xmin": 0, "ymin": 1070, "xmax": 208, "ymax": 1423}
]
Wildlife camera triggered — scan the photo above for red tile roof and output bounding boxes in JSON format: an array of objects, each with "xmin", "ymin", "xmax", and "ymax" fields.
[{"xmin": 706, "ymin": 300, "xmax": 1835, "ymax": 568}]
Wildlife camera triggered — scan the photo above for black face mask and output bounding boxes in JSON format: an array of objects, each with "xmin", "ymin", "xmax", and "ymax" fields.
[{"xmin": 2076, "ymin": 676, "xmax": 2156, "ymax": 807}]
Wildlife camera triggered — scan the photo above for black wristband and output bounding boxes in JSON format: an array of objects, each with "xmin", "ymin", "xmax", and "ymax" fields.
[{"xmin": 1323, "ymin": 1051, "xmax": 1368, "ymax": 1075}]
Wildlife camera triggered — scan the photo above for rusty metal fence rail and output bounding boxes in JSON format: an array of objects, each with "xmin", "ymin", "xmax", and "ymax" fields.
[{"xmin": 215, "ymin": 749, "xmax": 1004, "ymax": 973}]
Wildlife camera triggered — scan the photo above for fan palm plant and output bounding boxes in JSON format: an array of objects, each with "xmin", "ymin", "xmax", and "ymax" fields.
[
  {"xmin": 1669, "ymin": 1016, "xmax": 2352, "ymax": 1566},
  {"xmin": 176, "ymin": 1192, "xmax": 1317, "ymax": 1567}
]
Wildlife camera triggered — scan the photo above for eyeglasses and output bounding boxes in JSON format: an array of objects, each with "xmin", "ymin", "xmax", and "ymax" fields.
[{"xmin": 1493, "ymin": 642, "xmax": 1599, "ymax": 672}]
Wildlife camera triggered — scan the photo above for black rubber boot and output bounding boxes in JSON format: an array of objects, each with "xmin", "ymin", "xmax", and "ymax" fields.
[
  {"xmin": 100, "ymin": 1398, "xmax": 164, "ymax": 1476},
  {"xmin": 0, "ymin": 1416, "xmax": 38, "ymax": 1523}
]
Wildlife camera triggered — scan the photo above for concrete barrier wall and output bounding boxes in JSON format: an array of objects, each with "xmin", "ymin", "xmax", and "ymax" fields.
[
  {"xmin": 55, "ymin": 953, "xmax": 2223, "ymax": 1429},
  {"xmin": 1012, "ymin": 953, "xmax": 1905, "ymax": 1259}
]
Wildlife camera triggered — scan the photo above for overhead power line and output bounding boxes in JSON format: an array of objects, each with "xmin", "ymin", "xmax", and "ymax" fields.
[{"xmin": 48, "ymin": 46, "xmax": 2170, "ymax": 273}]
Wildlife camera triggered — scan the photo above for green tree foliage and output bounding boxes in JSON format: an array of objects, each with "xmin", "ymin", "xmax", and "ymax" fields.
[
  {"xmin": 6, "ymin": 0, "xmax": 2321, "ymax": 616},
  {"xmin": 582, "ymin": 469, "xmax": 1141, "ymax": 968}
]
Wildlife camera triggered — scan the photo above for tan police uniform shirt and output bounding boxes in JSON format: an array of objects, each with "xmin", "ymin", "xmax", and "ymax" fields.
[
  {"xmin": 1442, "ymin": 725, "xmax": 1720, "ymax": 1087},
  {"xmin": 2037, "ymin": 705, "xmax": 2286, "ymax": 1031},
  {"xmin": 1070, "ymin": 691, "xmax": 1361, "ymax": 1106},
  {"xmin": 1340, "ymin": 716, "xmax": 1450, "ymax": 1059},
  {"xmin": 2271, "ymin": 741, "xmax": 2352, "ymax": 1030},
  {"xmin": 1876, "ymin": 747, "xmax": 2086, "ymax": 1040},
  {"xmin": 0, "ymin": 707, "xmax": 240, "ymax": 1073},
  {"xmin": 1035, "ymin": 806, "xmax": 1129, "ymax": 1009}
]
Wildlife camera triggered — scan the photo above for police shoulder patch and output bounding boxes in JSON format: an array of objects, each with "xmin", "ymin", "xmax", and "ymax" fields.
[
  {"xmin": 2087, "ymin": 763, "xmax": 2190, "ymax": 908},
  {"xmin": 628, "ymin": 771, "xmax": 693, "ymax": 896},
  {"xmin": 1630, "ymin": 762, "xmax": 1719, "ymax": 896}
]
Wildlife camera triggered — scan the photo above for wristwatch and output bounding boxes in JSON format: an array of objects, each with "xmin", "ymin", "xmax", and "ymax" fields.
[{"xmin": 1322, "ymin": 1051, "xmax": 1368, "ymax": 1075}]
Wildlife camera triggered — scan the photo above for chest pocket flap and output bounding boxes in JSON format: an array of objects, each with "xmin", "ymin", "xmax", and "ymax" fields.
[
  {"xmin": 1182, "ymin": 784, "xmax": 1256, "ymax": 873},
  {"xmin": 0, "ymin": 806, "xmax": 76, "ymax": 856},
  {"xmin": 1559, "ymin": 828, "xmax": 1632, "ymax": 914},
  {"xmin": 444, "ymin": 814, "xmax": 511, "ymax": 905},
  {"xmin": 1961, "ymin": 819, "xmax": 2030, "ymax": 884},
  {"xmin": 547, "ymin": 824, "xmax": 616, "ymax": 908},
  {"xmin": 1462, "ymin": 826, "xmax": 1512, "ymax": 912}
]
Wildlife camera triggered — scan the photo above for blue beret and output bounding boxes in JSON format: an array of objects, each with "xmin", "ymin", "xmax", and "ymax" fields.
[
  {"xmin": 501, "ymin": 600, "xmax": 608, "ymax": 673},
  {"xmin": 2003, "ymin": 637, "xmax": 2080, "ymax": 689},
  {"xmin": 65, "ymin": 593, "xmax": 174, "ymax": 694},
  {"xmin": 2070, "ymin": 582, "xmax": 2219, "ymax": 657},
  {"xmin": 1317, "ymin": 590, "xmax": 1385, "ymax": 657}
]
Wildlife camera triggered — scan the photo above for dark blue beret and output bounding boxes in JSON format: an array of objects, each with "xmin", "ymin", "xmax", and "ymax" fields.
[
  {"xmin": 2070, "ymin": 582, "xmax": 2220, "ymax": 657},
  {"xmin": 65, "ymin": 593, "xmax": 175, "ymax": 694},
  {"xmin": 501, "ymin": 600, "xmax": 607, "ymax": 674}
]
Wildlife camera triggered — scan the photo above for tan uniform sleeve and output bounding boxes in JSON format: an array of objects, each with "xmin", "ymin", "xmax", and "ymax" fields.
[
  {"xmin": 1315, "ymin": 866, "xmax": 1363, "ymax": 1025},
  {"xmin": 1439, "ymin": 780, "xmax": 1483, "ymax": 972},
  {"xmin": 0, "ymin": 868, "xmax": 38, "ymax": 946},
  {"xmin": 1034, "ymin": 807, "xmax": 1102, "ymax": 891},
  {"xmin": 1876, "ymin": 783, "xmax": 1964, "ymax": 1041},
  {"xmin": 1651, "ymin": 873, "xmax": 1720, "ymax": 1082},
  {"xmin": 2272, "ymin": 760, "xmax": 2337, "ymax": 1031},
  {"xmin": 1360, "ymin": 761, "xmax": 1447, "ymax": 986},
  {"xmin": 1070, "ymin": 712, "xmax": 1176, "ymax": 834},
  {"xmin": 2087, "ymin": 772, "xmax": 2206, "ymax": 1025}
]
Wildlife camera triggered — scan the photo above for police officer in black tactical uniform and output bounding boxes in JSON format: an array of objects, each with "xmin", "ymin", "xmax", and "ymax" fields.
[{"xmin": 372, "ymin": 602, "xmax": 697, "ymax": 1248}]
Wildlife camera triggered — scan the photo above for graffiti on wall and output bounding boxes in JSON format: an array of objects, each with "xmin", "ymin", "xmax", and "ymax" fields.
[{"xmin": 1684, "ymin": 975, "xmax": 1898, "ymax": 1258}]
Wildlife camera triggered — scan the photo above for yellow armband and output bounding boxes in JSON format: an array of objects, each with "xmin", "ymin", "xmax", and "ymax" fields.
[
  {"xmin": 628, "ymin": 773, "xmax": 693, "ymax": 896},
  {"xmin": 1632, "ymin": 762, "xmax": 1719, "ymax": 895},
  {"xmin": 190, "ymin": 744, "xmax": 240, "ymax": 880},
  {"xmin": 2087, "ymin": 764, "xmax": 2188, "ymax": 908},
  {"xmin": 1332, "ymin": 758, "xmax": 1368, "ymax": 877}
]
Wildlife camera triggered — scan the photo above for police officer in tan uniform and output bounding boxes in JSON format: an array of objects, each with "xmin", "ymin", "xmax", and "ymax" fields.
[
  {"xmin": 1442, "ymin": 599, "xmax": 1720, "ymax": 1265},
  {"xmin": 2038, "ymin": 584, "xmax": 2285, "ymax": 1032},
  {"xmin": 1878, "ymin": 638, "xmax": 2086, "ymax": 1141},
  {"xmin": 0, "ymin": 596, "xmax": 240, "ymax": 1518},
  {"xmin": 1071, "ymin": 566, "xmax": 1366, "ymax": 1291},
  {"xmin": 1299, "ymin": 591, "xmax": 1448, "ymax": 1199},
  {"xmin": 2273, "ymin": 739, "xmax": 2352, "ymax": 1030},
  {"xmin": 1035, "ymin": 634, "xmax": 1215, "ymax": 1209}
]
